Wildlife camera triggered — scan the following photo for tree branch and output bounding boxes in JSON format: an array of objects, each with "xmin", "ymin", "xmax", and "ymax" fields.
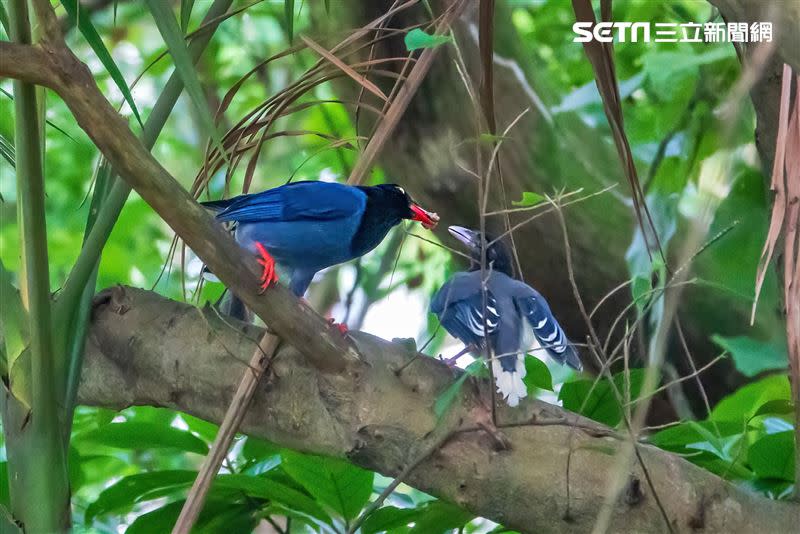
[
  {"xmin": 78, "ymin": 286, "xmax": 798, "ymax": 534},
  {"xmin": 0, "ymin": 3, "xmax": 358, "ymax": 374}
]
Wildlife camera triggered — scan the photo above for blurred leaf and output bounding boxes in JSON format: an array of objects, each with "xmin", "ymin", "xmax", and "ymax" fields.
[
  {"xmin": 553, "ymin": 73, "xmax": 643, "ymax": 114},
  {"xmin": 78, "ymin": 421, "xmax": 209, "ymax": 454},
  {"xmin": 408, "ymin": 500, "xmax": 473, "ymax": 533},
  {"xmin": 404, "ymin": 28, "xmax": 452, "ymax": 51},
  {"xmin": 649, "ymin": 421, "xmax": 743, "ymax": 450},
  {"xmin": 59, "ymin": 1, "xmax": 144, "ymax": 128},
  {"xmin": 180, "ymin": 0, "xmax": 195, "ymax": 32},
  {"xmin": 144, "ymin": 0, "xmax": 227, "ymax": 160},
  {"xmin": 0, "ymin": 131, "xmax": 14, "ymax": 168},
  {"xmin": 478, "ymin": 133, "xmax": 511, "ymax": 144},
  {"xmin": 745, "ymin": 478, "xmax": 795, "ymax": 500},
  {"xmin": 215, "ymin": 473, "xmax": 331, "ymax": 523},
  {"xmin": 683, "ymin": 421, "xmax": 743, "ymax": 462},
  {"xmin": 178, "ymin": 413, "xmax": 219, "ymax": 443},
  {"xmin": 711, "ymin": 335, "xmax": 788, "ymax": 377},
  {"xmin": 0, "ymin": 2, "xmax": 9, "ymax": 36},
  {"xmin": 748, "ymin": 431, "xmax": 795, "ymax": 481},
  {"xmin": 0, "ymin": 506, "xmax": 21, "ymax": 534},
  {"xmin": 85, "ymin": 470, "xmax": 195, "ymax": 522},
  {"xmin": 285, "ymin": 0, "xmax": 294, "ymax": 41},
  {"xmin": 125, "ymin": 499, "xmax": 185, "ymax": 534},
  {"xmin": 126, "ymin": 499, "xmax": 257, "ymax": 534},
  {"xmin": 642, "ymin": 46, "xmax": 733, "ymax": 100},
  {"xmin": 523, "ymin": 355, "xmax": 553, "ymax": 391},
  {"xmin": 194, "ymin": 502, "xmax": 257, "ymax": 533},
  {"xmin": 281, "ymin": 451, "xmax": 374, "ymax": 521},
  {"xmin": 512, "ymin": 191, "xmax": 545, "ymax": 207},
  {"xmin": 559, "ymin": 369, "xmax": 644, "ymax": 426},
  {"xmin": 434, "ymin": 360, "xmax": 484, "ymax": 419},
  {"xmin": 626, "ymin": 193, "xmax": 677, "ymax": 300},
  {"xmin": 361, "ymin": 506, "xmax": 420, "ymax": 534},
  {"xmin": 0, "ymin": 463, "xmax": 8, "ymax": 507},
  {"xmin": 710, "ymin": 374, "xmax": 791, "ymax": 422}
]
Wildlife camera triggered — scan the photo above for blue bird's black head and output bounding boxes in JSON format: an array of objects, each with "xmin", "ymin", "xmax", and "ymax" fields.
[
  {"xmin": 449, "ymin": 225, "xmax": 514, "ymax": 277},
  {"xmin": 360, "ymin": 184, "xmax": 439, "ymax": 229},
  {"xmin": 351, "ymin": 184, "xmax": 439, "ymax": 257}
]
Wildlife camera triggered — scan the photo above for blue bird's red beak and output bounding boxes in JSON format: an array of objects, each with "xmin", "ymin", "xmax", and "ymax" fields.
[{"xmin": 410, "ymin": 203, "xmax": 439, "ymax": 229}]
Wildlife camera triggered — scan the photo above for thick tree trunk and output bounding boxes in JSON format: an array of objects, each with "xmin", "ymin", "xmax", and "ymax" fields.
[{"xmin": 77, "ymin": 287, "xmax": 799, "ymax": 534}]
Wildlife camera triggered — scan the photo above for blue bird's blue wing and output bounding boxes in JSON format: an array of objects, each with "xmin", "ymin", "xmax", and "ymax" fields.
[
  {"xmin": 431, "ymin": 272, "xmax": 500, "ymax": 349},
  {"xmin": 514, "ymin": 290, "xmax": 582, "ymax": 370},
  {"xmin": 204, "ymin": 181, "xmax": 366, "ymax": 224},
  {"xmin": 202, "ymin": 181, "xmax": 368, "ymax": 277}
]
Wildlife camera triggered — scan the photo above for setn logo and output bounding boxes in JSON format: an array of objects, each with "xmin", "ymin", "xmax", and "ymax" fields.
[{"xmin": 572, "ymin": 22, "xmax": 651, "ymax": 42}]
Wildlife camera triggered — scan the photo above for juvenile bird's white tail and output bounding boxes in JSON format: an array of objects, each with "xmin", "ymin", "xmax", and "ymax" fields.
[{"xmin": 492, "ymin": 355, "xmax": 528, "ymax": 407}]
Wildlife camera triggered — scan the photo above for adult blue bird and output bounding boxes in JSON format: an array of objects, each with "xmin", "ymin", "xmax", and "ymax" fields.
[
  {"xmin": 202, "ymin": 180, "xmax": 439, "ymax": 322},
  {"xmin": 431, "ymin": 226, "xmax": 581, "ymax": 407}
]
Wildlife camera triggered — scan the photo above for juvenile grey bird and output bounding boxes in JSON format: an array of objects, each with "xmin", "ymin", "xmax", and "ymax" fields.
[{"xmin": 431, "ymin": 226, "xmax": 582, "ymax": 406}]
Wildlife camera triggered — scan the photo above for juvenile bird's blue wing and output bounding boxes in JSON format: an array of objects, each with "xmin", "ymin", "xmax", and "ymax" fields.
[
  {"xmin": 202, "ymin": 181, "xmax": 366, "ymax": 223},
  {"xmin": 431, "ymin": 272, "xmax": 500, "ymax": 349},
  {"xmin": 513, "ymin": 285, "xmax": 582, "ymax": 370}
]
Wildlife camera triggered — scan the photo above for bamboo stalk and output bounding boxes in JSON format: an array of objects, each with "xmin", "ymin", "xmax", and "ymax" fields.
[{"xmin": 6, "ymin": 0, "xmax": 69, "ymax": 530}]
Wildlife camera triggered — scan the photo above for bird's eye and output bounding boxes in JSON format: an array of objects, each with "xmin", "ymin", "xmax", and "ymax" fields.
[{"xmin": 395, "ymin": 186, "xmax": 406, "ymax": 195}]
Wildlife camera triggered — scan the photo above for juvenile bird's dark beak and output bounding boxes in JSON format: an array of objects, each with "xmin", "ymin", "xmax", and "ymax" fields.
[
  {"xmin": 410, "ymin": 203, "xmax": 439, "ymax": 229},
  {"xmin": 448, "ymin": 226, "xmax": 480, "ymax": 249}
]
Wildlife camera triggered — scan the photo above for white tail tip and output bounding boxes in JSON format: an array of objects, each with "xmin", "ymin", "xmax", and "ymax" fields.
[{"xmin": 492, "ymin": 355, "xmax": 528, "ymax": 407}]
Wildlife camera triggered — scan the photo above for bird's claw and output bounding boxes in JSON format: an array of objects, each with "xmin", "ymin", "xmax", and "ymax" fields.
[
  {"xmin": 254, "ymin": 242, "xmax": 279, "ymax": 293},
  {"xmin": 438, "ymin": 354, "xmax": 461, "ymax": 369}
]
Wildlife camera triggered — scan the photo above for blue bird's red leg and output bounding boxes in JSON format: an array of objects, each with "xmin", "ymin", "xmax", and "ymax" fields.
[
  {"xmin": 327, "ymin": 318, "xmax": 349, "ymax": 336},
  {"xmin": 254, "ymin": 242, "xmax": 279, "ymax": 292}
]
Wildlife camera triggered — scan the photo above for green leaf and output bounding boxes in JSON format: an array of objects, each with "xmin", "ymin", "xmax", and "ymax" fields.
[
  {"xmin": 125, "ymin": 499, "xmax": 185, "ymax": 534},
  {"xmin": 180, "ymin": 0, "xmax": 195, "ymax": 32},
  {"xmin": 434, "ymin": 360, "xmax": 484, "ymax": 419},
  {"xmin": 752, "ymin": 399, "xmax": 795, "ymax": 419},
  {"xmin": 522, "ymin": 355, "xmax": 553, "ymax": 391},
  {"xmin": 215, "ymin": 473, "xmax": 331, "ymax": 523},
  {"xmin": 143, "ymin": 0, "xmax": 226, "ymax": 161},
  {"xmin": 552, "ymin": 73, "xmax": 644, "ymax": 114},
  {"xmin": 281, "ymin": 451, "xmax": 374, "ymax": 521},
  {"xmin": 127, "ymin": 499, "xmax": 257, "ymax": 534},
  {"xmin": 711, "ymin": 335, "xmax": 788, "ymax": 377},
  {"xmin": 630, "ymin": 274, "xmax": 652, "ymax": 313},
  {"xmin": 361, "ymin": 506, "xmax": 421, "ymax": 534},
  {"xmin": 77, "ymin": 421, "xmax": 209, "ymax": 454},
  {"xmin": 649, "ymin": 421, "xmax": 743, "ymax": 450},
  {"xmin": 643, "ymin": 46, "xmax": 734, "ymax": 100},
  {"xmin": 748, "ymin": 431, "xmax": 795, "ymax": 481},
  {"xmin": 85, "ymin": 470, "xmax": 196, "ymax": 522},
  {"xmin": 408, "ymin": 500, "xmax": 473, "ymax": 533},
  {"xmin": 284, "ymin": 0, "xmax": 294, "ymax": 41},
  {"xmin": 404, "ymin": 28, "xmax": 452, "ymax": 51},
  {"xmin": 512, "ymin": 191, "xmax": 545, "ymax": 207},
  {"xmin": 59, "ymin": 1, "xmax": 144, "ymax": 128},
  {"xmin": 559, "ymin": 369, "xmax": 644, "ymax": 427},
  {"xmin": 710, "ymin": 374, "xmax": 791, "ymax": 422}
]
